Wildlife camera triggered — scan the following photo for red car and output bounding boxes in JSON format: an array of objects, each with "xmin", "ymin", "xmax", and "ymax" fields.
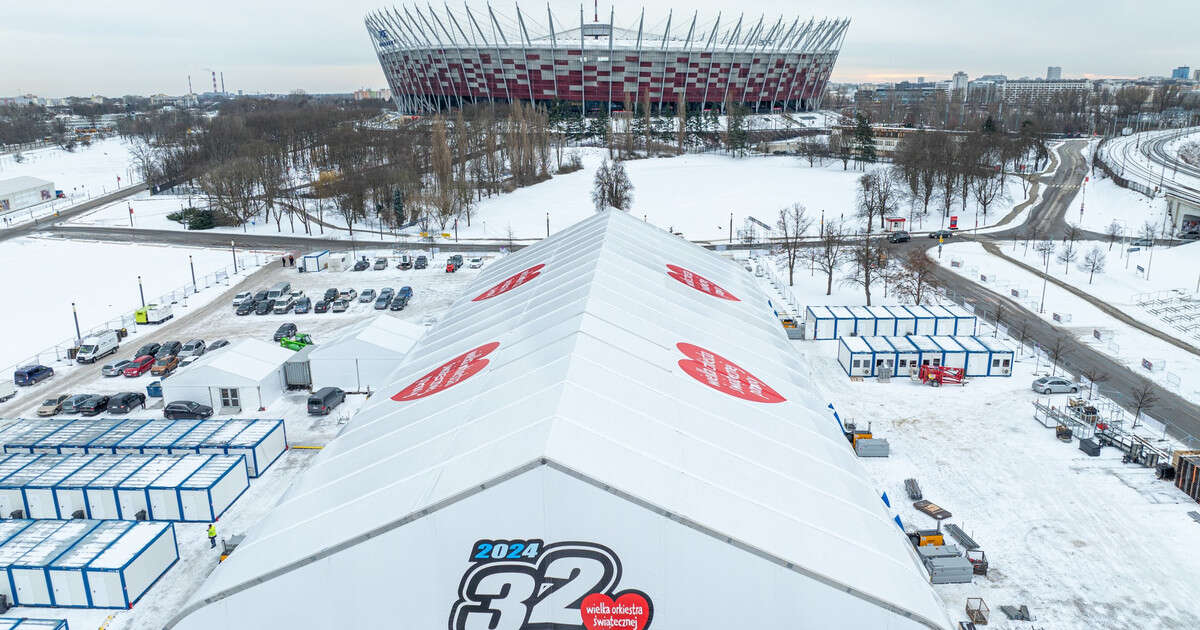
[{"xmin": 123, "ymin": 355, "xmax": 155, "ymax": 377}]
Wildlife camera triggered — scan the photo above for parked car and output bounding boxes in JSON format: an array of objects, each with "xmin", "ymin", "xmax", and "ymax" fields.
[
  {"xmin": 929, "ymin": 229, "xmax": 953, "ymax": 240},
  {"xmin": 359, "ymin": 288, "xmax": 377, "ymax": 303},
  {"xmin": 61, "ymin": 394, "xmax": 93, "ymax": 414},
  {"xmin": 14, "ymin": 365, "xmax": 54, "ymax": 386},
  {"xmin": 373, "ymin": 257, "xmax": 388, "ymax": 270},
  {"xmin": 389, "ymin": 295, "xmax": 408, "ymax": 311},
  {"xmin": 323, "ymin": 288, "xmax": 340, "ymax": 302},
  {"xmin": 450, "ymin": 254, "xmax": 463, "ymax": 267},
  {"xmin": 76, "ymin": 330, "xmax": 119, "ymax": 364},
  {"xmin": 123, "ymin": 355, "xmax": 155, "ymax": 377},
  {"xmin": 468, "ymin": 257, "xmax": 484, "ymax": 269},
  {"xmin": 273, "ymin": 323, "xmax": 298, "ymax": 341},
  {"xmin": 352, "ymin": 259, "xmax": 370, "ymax": 271},
  {"xmin": 414, "ymin": 255, "xmax": 428, "ymax": 269},
  {"xmin": 340, "ymin": 288, "xmax": 358, "ymax": 301},
  {"xmin": 208, "ymin": 339, "xmax": 230, "ymax": 351},
  {"xmin": 1180, "ymin": 231, "xmax": 1200, "ymax": 241},
  {"xmin": 374, "ymin": 295, "xmax": 392, "ymax": 310},
  {"xmin": 1031, "ymin": 376, "xmax": 1078, "ymax": 394},
  {"xmin": 163, "ymin": 400, "xmax": 214, "ymax": 420},
  {"xmin": 273, "ymin": 297, "xmax": 295, "ymax": 314},
  {"xmin": 36, "ymin": 394, "xmax": 71, "ymax": 417},
  {"xmin": 314, "ymin": 299, "xmax": 331, "ymax": 314},
  {"xmin": 101, "ymin": 359, "xmax": 132, "ymax": 377},
  {"xmin": 151, "ymin": 355, "xmax": 180, "ymax": 376},
  {"xmin": 107, "ymin": 392, "xmax": 146, "ymax": 413},
  {"xmin": 133, "ymin": 342, "xmax": 161, "ymax": 358},
  {"xmin": 307, "ymin": 387, "xmax": 346, "ymax": 415},
  {"xmin": 294, "ymin": 297, "xmax": 312, "ymax": 314},
  {"xmin": 331, "ymin": 299, "xmax": 350, "ymax": 313},
  {"xmin": 379, "ymin": 287, "xmax": 395, "ymax": 300},
  {"xmin": 232, "ymin": 292, "xmax": 253, "ymax": 308},
  {"xmin": 180, "ymin": 356, "xmax": 200, "ymax": 368},
  {"xmin": 888, "ymin": 231, "xmax": 911, "ymax": 243},
  {"xmin": 155, "ymin": 341, "xmax": 182, "ymax": 358},
  {"xmin": 77, "ymin": 394, "xmax": 110, "ymax": 416},
  {"xmin": 255, "ymin": 299, "xmax": 275, "ymax": 315},
  {"xmin": 398, "ymin": 286, "xmax": 413, "ymax": 300},
  {"xmin": 236, "ymin": 300, "xmax": 257, "ymax": 316},
  {"xmin": 180, "ymin": 339, "xmax": 206, "ymax": 357},
  {"xmin": 289, "ymin": 289, "xmax": 305, "ymax": 299},
  {"xmin": 1129, "ymin": 238, "xmax": 1154, "ymax": 248},
  {"xmin": 398, "ymin": 255, "xmax": 412, "ymax": 270}
]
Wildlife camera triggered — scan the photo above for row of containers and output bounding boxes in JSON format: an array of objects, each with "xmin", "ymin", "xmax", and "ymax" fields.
[
  {"xmin": 0, "ymin": 453, "xmax": 248, "ymax": 523},
  {"xmin": 0, "ymin": 621, "xmax": 68, "ymax": 629},
  {"xmin": 0, "ymin": 519, "xmax": 177, "ymax": 610},
  {"xmin": 838, "ymin": 335, "xmax": 1015, "ymax": 378},
  {"xmin": 805, "ymin": 305, "xmax": 977, "ymax": 340},
  {"xmin": 0, "ymin": 419, "xmax": 285, "ymax": 478}
]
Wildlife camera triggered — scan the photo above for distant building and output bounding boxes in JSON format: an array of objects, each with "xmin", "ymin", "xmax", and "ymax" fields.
[
  {"xmin": 1046, "ymin": 66, "xmax": 1062, "ymax": 80},
  {"xmin": 0, "ymin": 177, "xmax": 56, "ymax": 213},
  {"xmin": 1003, "ymin": 79, "xmax": 1091, "ymax": 103},
  {"xmin": 950, "ymin": 71, "xmax": 969, "ymax": 98},
  {"xmin": 977, "ymin": 74, "xmax": 1007, "ymax": 82},
  {"xmin": 830, "ymin": 125, "xmax": 968, "ymax": 159},
  {"xmin": 353, "ymin": 88, "xmax": 392, "ymax": 101},
  {"xmin": 1171, "ymin": 66, "xmax": 1191, "ymax": 80}
]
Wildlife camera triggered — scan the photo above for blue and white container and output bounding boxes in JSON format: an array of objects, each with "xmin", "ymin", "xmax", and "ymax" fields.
[
  {"xmin": 85, "ymin": 456, "xmax": 153, "ymax": 520},
  {"xmin": 178, "ymin": 455, "xmax": 249, "ymax": 522},
  {"xmin": 8, "ymin": 520, "xmax": 100, "ymax": 606},
  {"xmin": 225, "ymin": 420, "xmax": 286, "ymax": 478},
  {"xmin": 54, "ymin": 456, "xmax": 127, "ymax": 520},
  {"xmin": 113, "ymin": 421, "xmax": 175, "ymax": 455},
  {"xmin": 56, "ymin": 421, "xmax": 123, "ymax": 455},
  {"xmin": 139, "ymin": 420, "xmax": 201, "ymax": 456},
  {"xmin": 84, "ymin": 420, "xmax": 151, "ymax": 455},
  {"xmin": 115, "ymin": 458, "xmax": 181, "ymax": 521},
  {"xmin": 46, "ymin": 520, "xmax": 133, "ymax": 608},
  {"xmin": 82, "ymin": 521, "xmax": 178, "ymax": 608},
  {"xmin": 145, "ymin": 456, "xmax": 211, "ymax": 521},
  {"xmin": 23, "ymin": 455, "xmax": 97, "ymax": 519}
]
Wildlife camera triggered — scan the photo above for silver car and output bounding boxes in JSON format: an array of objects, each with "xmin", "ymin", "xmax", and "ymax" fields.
[
  {"xmin": 1032, "ymin": 376, "xmax": 1078, "ymax": 394},
  {"xmin": 101, "ymin": 359, "xmax": 132, "ymax": 377}
]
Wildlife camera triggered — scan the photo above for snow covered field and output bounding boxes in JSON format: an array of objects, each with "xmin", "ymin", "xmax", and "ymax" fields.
[
  {"xmin": 0, "ymin": 137, "xmax": 139, "ymax": 202},
  {"xmin": 1066, "ymin": 169, "xmax": 1168, "ymax": 235}
]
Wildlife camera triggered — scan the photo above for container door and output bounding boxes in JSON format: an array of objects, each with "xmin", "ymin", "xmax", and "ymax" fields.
[
  {"xmin": 149, "ymin": 489, "xmax": 181, "ymax": 521},
  {"xmin": 117, "ymin": 489, "xmax": 148, "ymax": 520},
  {"xmin": 897, "ymin": 318, "xmax": 916, "ymax": 335},
  {"xmin": 0, "ymin": 489, "xmax": 23, "ymax": 518},
  {"xmin": 50, "ymin": 570, "xmax": 88, "ymax": 607}
]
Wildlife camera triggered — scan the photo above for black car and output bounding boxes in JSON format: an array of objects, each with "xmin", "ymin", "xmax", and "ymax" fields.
[
  {"xmin": 887, "ymin": 231, "xmax": 911, "ymax": 243},
  {"xmin": 134, "ymin": 342, "xmax": 162, "ymax": 358},
  {"xmin": 155, "ymin": 341, "xmax": 182, "ymax": 358},
  {"xmin": 235, "ymin": 300, "xmax": 256, "ymax": 316},
  {"xmin": 414, "ymin": 255, "xmax": 428, "ymax": 269},
  {"xmin": 352, "ymin": 260, "xmax": 370, "ymax": 271},
  {"xmin": 107, "ymin": 392, "xmax": 146, "ymax": 413},
  {"xmin": 307, "ymin": 387, "xmax": 346, "ymax": 415},
  {"xmin": 294, "ymin": 297, "xmax": 312, "ymax": 314},
  {"xmin": 314, "ymin": 299, "xmax": 331, "ymax": 313},
  {"xmin": 274, "ymin": 323, "xmax": 298, "ymax": 341},
  {"xmin": 929, "ymin": 229, "xmax": 953, "ymax": 240},
  {"xmin": 209, "ymin": 339, "xmax": 230, "ymax": 351},
  {"xmin": 389, "ymin": 294, "xmax": 409, "ymax": 311},
  {"xmin": 255, "ymin": 299, "xmax": 275, "ymax": 315},
  {"xmin": 449, "ymin": 254, "xmax": 464, "ymax": 269},
  {"xmin": 78, "ymin": 395, "xmax": 110, "ymax": 416},
  {"xmin": 61, "ymin": 394, "xmax": 93, "ymax": 414},
  {"xmin": 323, "ymin": 288, "xmax": 340, "ymax": 302},
  {"xmin": 253, "ymin": 289, "xmax": 269, "ymax": 302},
  {"xmin": 163, "ymin": 400, "xmax": 214, "ymax": 420},
  {"xmin": 374, "ymin": 295, "xmax": 392, "ymax": 310}
]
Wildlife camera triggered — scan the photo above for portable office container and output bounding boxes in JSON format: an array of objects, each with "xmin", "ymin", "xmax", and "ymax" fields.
[
  {"xmin": 145, "ymin": 456, "xmax": 211, "ymax": 521},
  {"xmin": 85, "ymin": 420, "xmax": 150, "ymax": 455},
  {"xmin": 946, "ymin": 305, "xmax": 977, "ymax": 335},
  {"xmin": 115, "ymin": 457, "xmax": 182, "ymax": 521},
  {"xmin": 9, "ymin": 520, "xmax": 99, "ymax": 606},
  {"xmin": 225, "ymin": 420, "xmax": 286, "ymax": 477},
  {"xmin": 0, "ymin": 617, "xmax": 68, "ymax": 629},
  {"xmin": 46, "ymin": 520, "xmax": 133, "ymax": 608},
  {"xmin": 197, "ymin": 420, "xmax": 253, "ymax": 457},
  {"xmin": 0, "ymin": 423, "xmax": 36, "ymax": 450},
  {"xmin": 847, "ymin": 306, "xmax": 876, "ymax": 337},
  {"xmin": 113, "ymin": 421, "xmax": 175, "ymax": 455},
  {"xmin": 955, "ymin": 336, "xmax": 991, "ymax": 377},
  {"xmin": 925, "ymin": 306, "xmax": 958, "ymax": 336},
  {"xmin": 906, "ymin": 306, "xmax": 938, "ymax": 335},
  {"xmin": 23, "ymin": 456, "xmax": 96, "ymax": 519},
  {"xmin": 929, "ymin": 337, "xmax": 967, "ymax": 369},
  {"xmin": 0, "ymin": 455, "xmax": 49, "ymax": 518},
  {"xmin": 975, "ymin": 336, "xmax": 1014, "ymax": 376},
  {"xmin": 55, "ymin": 456, "xmax": 127, "ymax": 520},
  {"xmin": 83, "ymin": 521, "xmax": 178, "ymax": 608},
  {"xmin": 5, "ymin": 422, "xmax": 73, "ymax": 454},
  {"xmin": 140, "ymin": 420, "xmax": 201, "ymax": 455},
  {"xmin": 57, "ymin": 420, "xmax": 123, "ymax": 455},
  {"xmin": 177, "ymin": 455, "xmax": 249, "ymax": 522},
  {"xmin": 85, "ymin": 456, "xmax": 153, "ymax": 519},
  {"xmin": 838, "ymin": 336, "xmax": 874, "ymax": 377},
  {"xmin": 866, "ymin": 306, "xmax": 897, "ymax": 336},
  {"xmin": 887, "ymin": 336, "xmax": 921, "ymax": 376},
  {"xmin": 804, "ymin": 306, "xmax": 836, "ymax": 340},
  {"xmin": 907, "ymin": 335, "xmax": 944, "ymax": 367},
  {"xmin": 828, "ymin": 307, "xmax": 857, "ymax": 337},
  {"xmin": 167, "ymin": 422, "xmax": 228, "ymax": 455},
  {"xmin": 0, "ymin": 521, "xmax": 68, "ymax": 605},
  {"xmin": 890, "ymin": 306, "xmax": 917, "ymax": 335},
  {"xmin": 30, "ymin": 423, "xmax": 93, "ymax": 455}
]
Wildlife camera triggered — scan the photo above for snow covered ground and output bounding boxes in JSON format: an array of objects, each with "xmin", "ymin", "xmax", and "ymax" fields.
[
  {"xmin": 0, "ymin": 137, "xmax": 141, "ymax": 224},
  {"xmin": 1066, "ymin": 168, "xmax": 1168, "ymax": 235}
]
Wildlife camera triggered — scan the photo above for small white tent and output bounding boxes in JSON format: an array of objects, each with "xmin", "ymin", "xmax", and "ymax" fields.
[
  {"xmin": 308, "ymin": 315, "xmax": 425, "ymax": 392},
  {"xmin": 161, "ymin": 340, "xmax": 291, "ymax": 412}
]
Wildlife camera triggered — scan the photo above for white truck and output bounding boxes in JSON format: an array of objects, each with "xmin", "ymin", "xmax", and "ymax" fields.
[{"xmin": 76, "ymin": 330, "xmax": 120, "ymax": 364}]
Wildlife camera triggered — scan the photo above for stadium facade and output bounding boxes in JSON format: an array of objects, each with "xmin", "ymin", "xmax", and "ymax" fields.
[{"xmin": 365, "ymin": 4, "xmax": 849, "ymax": 115}]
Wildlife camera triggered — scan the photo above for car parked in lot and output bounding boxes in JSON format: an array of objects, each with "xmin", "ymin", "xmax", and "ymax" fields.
[
  {"xmin": 359, "ymin": 288, "xmax": 377, "ymax": 303},
  {"xmin": 294, "ymin": 297, "xmax": 312, "ymax": 314},
  {"xmin": 253, "ymin": 289, "xmax": 269, "ymax": 302},
  {"xmin": 155, "ymin": 341, "xmax": 182, "ymax": 358},
  {"xmin": 373, "ymin": 257, "xmax": 388, "ymax": 270},
  {"xmin": 236, "ymin": 300, "xmax": 257, "ymax": 316},
  {"xmin": 398, "ymin": 255, "xmax": 412, "ymax": 270},
  {"xmin": 468, "ymin": 257, "xmax": 483, "ymax": 269},
  {"xmin": 77, "ymin": 394, "xmax": 109, "ymax": 416},
  {"xmin": 273, "ymin": 297, "xmax": 295, "ymax": 314},
  {"xmin": 232, "ymin": 292, "xmax": 253, "ymax": 308},
  {"xmin": 353, "ymin": 259, "xmax": 370, "ymax": 271},
  {"xmin": 61, "ymin": 394, "xmax": 93, "ymax": 415},
  {"xmin": 208, "ymin": 339, "xmax": 230, "ymax": 351},
  {"xmin": 314, "ymin": 299, "xmax": 331, "ymax": 314},
  {"xmin": 398, "ymin": 286, "xmax": 413, "ymax": 301},
  {"xmin": 389, "ymin": 295, "xmax": 408, "ymax": 311},
  {"xmin": 274, "ymin": 323, "xmax": 298, "ymax": 341},
  {"xmin": 929, "ymin": 229, "xmax": 953, "ymax": 240},
  {"xmin": 331, "ymin": 299, "xmax": 349, "ymax": 313},
  {"xmin": 887, "ymin": 231, "xmax": 911, "ymax": 243},
  {"xmin": 134, "ymin": 342, "xmax": 161, "ymax": 358},
  {"xmin": 323, "ymin": 288, "xmax": 340, "ymax": 302},
  {"xmin": 289, "ymin": 289, "xmax": 305, "ymax": 299},
  {"xmin": 101, "ymin": 359, "xmax": 132, "ymax": 377},
  {"xmin": 123, "ymin": 355, "xmax": 155, "ymax": 377},
  {"xmin": 307, "ymin": 387, "xmax": 346, "ymax": 415},
  {"xmin": 14, "ymin": 365, "xmax": 54, "ymax": 386},
  {"xmin": 379, "ymin": 287, "xmax": 395, "ymax": 300},
  {"xmin": 414, "ymin": 255, "xmax": 428, "ymax": 269},
  {"xmin": 1031, "ymin": 376, "xmax": 1078, "ymax": 394},
  {"xmin": 374, "ymin": 295, "xmax": 392, "ymax": 310},
  {"xmin": 37, "ymin": 394, "xmax": 71, "ymax": 417},
  {"xmin": 255, "ymin": 299, "xmax": 275, "ymax": 315},
  {"xmin": 151, "ymin": 355, "xmax": 180, "ymax": 376},
  {"xmin": 164, "ymin": 400, "xmax": 214, "ymax": 420},
  {"xmin": 107, "ymin": 392, "xmax": 146, "ymax": 413},
  {"xmin": 180, "ymin": 339, "xmax": 206, "ymax": 357},
  {"xmin": 341, "ymin": 288, "xmax": 358, "ymax": 301}
]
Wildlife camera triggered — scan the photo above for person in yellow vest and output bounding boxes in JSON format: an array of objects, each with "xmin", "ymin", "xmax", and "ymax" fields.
[{"xmin": 207, "ymin": 523, "xmax": 217, "ymax": 549}]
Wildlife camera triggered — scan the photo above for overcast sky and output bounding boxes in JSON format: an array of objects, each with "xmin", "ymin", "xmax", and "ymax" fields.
[{"xmin": 3, "ymin": 0, "xmax": 1196, "ymax": 97}]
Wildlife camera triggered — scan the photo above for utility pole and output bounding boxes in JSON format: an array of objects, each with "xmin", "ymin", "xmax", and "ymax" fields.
[
  {"xmin": 546, "ymin": 211, "xmax": 550, "ymax": 237},
  {"xmin": 729, "ymin": 212, "xmax": 733, "ymax": 243},
  {"xmin": 137, "ymin": 275, "xmax": 146, "ymax": 308},
  {"xmin": 71, "ymin": 302, "xmax": 82, "ymax": 341},
  {"xmin": 189, "ymin": 255, "xmax": 197, "ymax": 292},
  {"xmin": 1039, "ymin": 243, "xmax": 1050, "ymax": 314},
  {"xmin": 231, "ymin": 241, "xmax": 238, "ymax": 274}
]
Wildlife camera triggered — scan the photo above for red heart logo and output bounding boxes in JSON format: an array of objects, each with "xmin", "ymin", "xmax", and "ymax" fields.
[
  {"xmin": 391, "ymin": 341, "xmax": 499, "ymax": 402},
  {"xmin": 666, "ymin": 264, "xmax": 740, "ymax": 301},
  {"xmin": 580, "ymin": 591, "xmax": 653, "ymax": 630},
  {"xmin": 676, "ymin": 342, "xmax": 785, "ymax": 403},
  {"xmin": 472, "ymin": 264, "xmax": 545, "ymax": 301}
]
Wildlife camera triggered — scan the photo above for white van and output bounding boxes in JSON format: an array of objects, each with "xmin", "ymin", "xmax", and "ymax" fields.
[
  {"xmin": 76, "ymin": 330, "xmax": 119, "ymax": 364},
  {"xmin": 266, "ymin": 281, "xmax": 291, "ymax": 301}
]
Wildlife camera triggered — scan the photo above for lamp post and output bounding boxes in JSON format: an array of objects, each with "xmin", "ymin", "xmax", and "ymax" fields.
[
  {"xmin": 1039, "ymin": 243, "xmax": 1051, "ymax": 314},
  {"xmin": 230, "ymin": 241, "xmax": 238, "ymax": 274},
  {"xmin": 545, "ymin": 211, "xmax": 550, "ymax": 237},
  {"xmin": 137, "ymin": 275, "xmax": 145, "ymax": 308},
  {"xmin": 729, "ymin": 212, "xmax": 733, "ymax": 243},
  {"xmin": 188, "ymin": 255, "xmax": 197, "ymax": 292},
  {"xmin": 71, "ymin": 302, "xmax": 82, "ymax": 342}
]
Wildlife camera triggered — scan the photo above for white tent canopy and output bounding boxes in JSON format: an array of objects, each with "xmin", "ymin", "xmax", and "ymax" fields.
[
  {"xmin": 170, "ymin": 211, "xmax": 951, "ymax": 630},
  {"xmin": 308, "ymin": 315, "xmax": 425, "ymax": 392},
  {"xmin": 161, "ymin": 340, "xmax": 291, "ymax": 412}
]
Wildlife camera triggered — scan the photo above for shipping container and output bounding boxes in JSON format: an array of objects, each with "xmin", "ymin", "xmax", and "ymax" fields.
[
  {"xmin": 55, "ymin": 456, "xmax": 128, "ymax": 520},
  {"xmin": 83, "ymin": 521, "xmax": 178, "ymax": 608},
  {"xmin": 8, "ymin": 520, "xmax": 99, "ymax": 606},
  {"xmin": 46, "ymin": 520, "xmax": 133, "ymax": 607},
  {"xmin": 178, "ymin": 455, "xmax": 249, "ymax": 521},
  {"xmin": 224, "ymin": 420, "xmax": 287, "ymax": 477},
  {"xmin": 84, "ymin": 456, "xmax": 154, "ymax": 520}
]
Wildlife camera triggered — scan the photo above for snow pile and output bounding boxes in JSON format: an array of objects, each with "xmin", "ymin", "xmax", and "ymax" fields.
[{"xmin": 1180, "ymin": 140, "xmax": 1200, "ymax": 167}]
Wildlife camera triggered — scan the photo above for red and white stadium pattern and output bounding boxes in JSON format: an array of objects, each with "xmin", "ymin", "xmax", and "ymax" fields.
[{"xmin": 365, "ymin": 4, "xmax": 849, "ymax": 115}]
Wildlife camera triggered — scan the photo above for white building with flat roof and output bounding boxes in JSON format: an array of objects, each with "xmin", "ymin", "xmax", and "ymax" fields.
[{"xmin": 0, "ymin": 177, "xmax": 54, "ymax": 213}]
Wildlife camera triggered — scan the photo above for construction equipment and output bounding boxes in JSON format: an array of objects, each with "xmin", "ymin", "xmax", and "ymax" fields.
[
  {"xmin": 907, "ymin": 529, "xmax": 945, "ymax": 547},
  {"xmin": 918, "ymin": 365, "xmax": 966, "ymax": 387},
  {"xmin": 855, "ymin": 438, "xmax": 890, "ymax": 457},
  {"xmin": 843, "ymin": 422, "xmax": 873, "ymax": 449},
  {"xmin": 966, "ymin": 549, "xmax": 989, "ymax": 575},
  {"xmin": 904, "ymin": 478, "xmax": 923, "ymax": 500},
  {"xmin": 913, "ymin": 499, "xmax": 952, "ymax": 520},
  {"xmin": 220, "ymin": 534, "xmax": 246, "ymax": 563},
  {"xmin": 280, "ymin": 333, "xmax": 315, "ymax": 351},
  {"xmin": 965, "ymin": 598, "xmax": 989, "ymax": 625}
]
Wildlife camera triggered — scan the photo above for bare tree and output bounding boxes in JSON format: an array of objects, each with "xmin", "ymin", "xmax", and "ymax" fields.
[
  {"xmin": 1056, "ymin": 239, "xmax": 1079, "ymax": 274},
  {"xmin": 1129, "ymin": 382, "xmax": 1159, "ymax": 429},
  {"xmin": 830, "ymin": 134, "xmax": 851, "ymax": 170},
  {"xmin": 776, "ymin": 204, "xmax": 813, "ymax": 286},
  {"xmin": 971, "ymin": 171, "xmax": 1007, "ymax": 219},
  {"xmin": 891, "ymin": 248, "xmax": 938, "ymax": 304},
  {"xmin": 799, "ymin": 140, "xmax": 827, "ymax": 167},
  {"xmin": 810, "ymin": 219, "xmax": 848, "ymax": 295},
  {"xmin": 1139, "ymin": 220, "xmax": 1157, "ymax": 242},
  {"xmin": 1081, "ymin": 246, "xmax": 1107, "ymax": 284},
  {"xmin": 591, "ymin": 159, "xmax": 634, "ymax": 212},
  {"xmin": 857, "ymin": 169, "xmax": 900, "ymax": 233},
  {"xmin": 1033, "ymin": 239, "xmax": 1056, "ymax": 265},
  {"xmin": 1104, "ymin": 220, "xmax": 1123, "ymax": 250},
  {"xmin": 1046, "ymin": 335, "xmax": 1070, "ymax": 377},
  {"xmin": 1079, "ymin": 365, "xmax": 1109, "ymax": 398},
  {"xmin": 841, "ymin": 238, "xmax": 886, "ymax": 306}
]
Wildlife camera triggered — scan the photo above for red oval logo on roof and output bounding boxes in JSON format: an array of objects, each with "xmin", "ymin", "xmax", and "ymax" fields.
[
  {"xmin": 666, "ymin": 264, "xmax": 739, "ymax": 301},
  {"xmin": 392, "ymin": 341, "xmax": 500, "ymax": 402},
  {"xmin": 676, "ymin": 342, "xmax": 785, "ymax": 403},
  {"xmin": 472, "ymin": 264, "xmax": 546, "ymax": 302}
]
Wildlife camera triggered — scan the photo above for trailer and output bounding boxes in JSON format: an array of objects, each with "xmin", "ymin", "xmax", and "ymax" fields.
[{"xmin": 134, "ymin": 304, "xmax": 173, "ymax": 325}]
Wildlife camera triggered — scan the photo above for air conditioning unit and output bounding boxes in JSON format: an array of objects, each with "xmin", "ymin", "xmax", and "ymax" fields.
[
  {"xmin": 135, "ymin": 509, "xmax": 148, "ymax": 521},
  {"xmin": 71, "ymin": 510, "xmax": 86, "ymax": 519},
  {"xmin": 8, "ymin": 510, "xmax": 23, "ymax": 519}
]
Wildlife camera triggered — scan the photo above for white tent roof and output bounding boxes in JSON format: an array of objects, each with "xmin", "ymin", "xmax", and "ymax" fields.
[
  {"xmin": 0, "ymin": 176, "xmax": 53, "ymax": 195},
  {"xmin": 307, "ymin": 315, "xmax": 425, "ymax": 362},
  {"xmin": 171, "ymin": 210, "xmax": 950, "ymax": 628},
  {"xmin": 167, "ymin": 339, "xmax": 291, "ymax": 387}
]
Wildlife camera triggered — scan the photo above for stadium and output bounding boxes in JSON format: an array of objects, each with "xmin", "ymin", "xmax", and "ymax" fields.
[{"xmin": 365, "ymin": 3, "xmax": 849, "ymax": 115}]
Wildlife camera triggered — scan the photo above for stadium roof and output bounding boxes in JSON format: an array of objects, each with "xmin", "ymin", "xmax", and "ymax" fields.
[{"xmin": 169, "ymin": 210, "xmax": 950, "ymax": 629}]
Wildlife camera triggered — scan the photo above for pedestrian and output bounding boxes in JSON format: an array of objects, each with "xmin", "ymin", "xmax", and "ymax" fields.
[
  {"xmin": 289, "ymin": 255, "xmax": 295, "ymax": 267},
  {"xmin": 207, "ymin": 523, "xmax": 217, "ymax": 549},
  {"xmin": 281, "ymin": 256, "xmax": 286, "ymax": 267}
]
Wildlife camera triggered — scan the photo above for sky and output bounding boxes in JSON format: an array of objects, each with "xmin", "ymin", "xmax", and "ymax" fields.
[{"xmin": 2, "ymin": 0, "xmax": 1197, "ymax": 97}]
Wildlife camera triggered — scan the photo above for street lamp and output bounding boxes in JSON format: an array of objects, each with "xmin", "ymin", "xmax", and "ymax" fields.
[
  {"xmin": 545, "ymin": 211, "xmax": 550, "ymax": 237},
  {"xmin": 71, "ymin": 302, "xmax": 82, "ymax": 342},
  {"xmin": 1039, "ymin": 243, "xmax": 1051, "ymax": 314},
  {"xmin": 137, "ymin": 275, "xmax": 145, "ymax": 308},
  {"xmin": 230, "ymin": 241, "xmax": 238, "ymax": 274},
  {"xmin": 189, "ymin": 255, "xmax": 197, "ymax": 292}
]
